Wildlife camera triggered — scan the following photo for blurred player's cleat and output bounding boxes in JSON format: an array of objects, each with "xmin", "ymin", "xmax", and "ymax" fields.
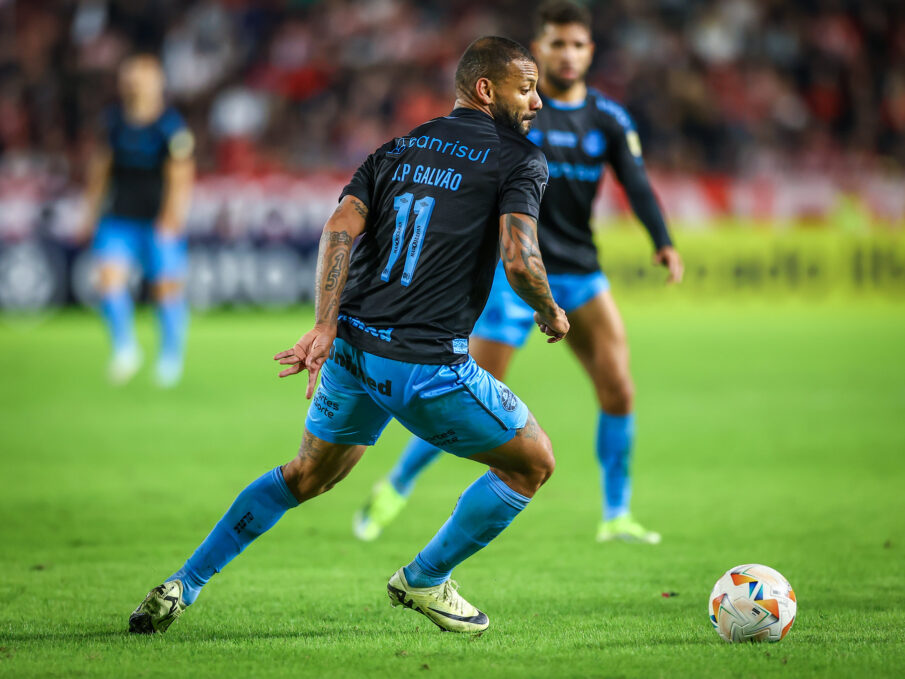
[
  {"xmin": 129, "ymin": 580, "xmax": 187, "ymax": 634},
  {"xmin": 353, "ymin": 479, "xmax": 407, "ymax": 541},
  {"xmin": 387, "ymin": 568, "xmax": 489, "ymax": 633},
  {"xmin": 154, "ymin": 355, "xmax": 183, "ymax": 388},
  {"xmin": 108, "ymin": 345, "xmax": 142, "ymax": 385},
  {"xmin": 596, "ymin": 514, "xmax": 661, "ymax": 544}
]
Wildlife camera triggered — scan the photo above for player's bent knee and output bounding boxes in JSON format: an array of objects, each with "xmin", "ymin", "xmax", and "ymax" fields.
[
  {"xmin": 152, "ymin": 279, "xmax": 185, "ymax": 302},
  {"xmin": 97, "ymin": 265, "xmax": 128, "ymax": 294},
  {"xmin": 597, "ymin": 375, "xmax": 635, "ymax": 414}
]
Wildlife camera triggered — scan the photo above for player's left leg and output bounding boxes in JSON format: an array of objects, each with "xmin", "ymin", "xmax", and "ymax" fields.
[
  {"xmin": 147, "ymin": 230, "xmax": 189, "ymax": 387},
  {"xmin": 129, "ymin": 434, "xmax": 365, "ymax": 634},
  {"xmin": 564, "ymin": 288, "xmax": 660, "ymax": 544},
  {"xmin": 129, "ymin": 345, "xmax": 391, "ymax": 633}
]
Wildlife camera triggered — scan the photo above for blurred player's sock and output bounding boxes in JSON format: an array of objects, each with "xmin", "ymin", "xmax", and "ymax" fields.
[
  {"xmin": 167, "ymin": 466, "xmax": 298, "ymax": 604},
  {"xmin": 101, "ymin": 289, "xmax": 140, "ymax": 384},
  {"xmin": 403, "ymin": 471, "xmax": 529, "ymax": 587},
  {"xmin": 101, "ymin": 289, "xmax": 135, "ymax": 355},
  {"xmin": 155, "ymin": 296, "xmax": 188, "ymax": 387},
  {"xmin": 389, "ymin": 437, "xmax": 442, "ymax": 496},
  {"xmin": 596, "ymin": 411, "xmax": 635, "ymax": 520}
]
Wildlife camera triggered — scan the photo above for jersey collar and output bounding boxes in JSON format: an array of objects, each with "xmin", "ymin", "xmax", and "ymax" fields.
[{"xmin": 539, "ymin": 92, "xmax": 588, "ymax": 111}]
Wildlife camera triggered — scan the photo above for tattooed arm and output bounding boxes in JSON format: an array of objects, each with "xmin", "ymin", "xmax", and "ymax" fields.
[
  {"xmin": 499, "ymin": 212, "xmax": 569, "ymax": 342},
  {"xmin": 274, "ymin": 195, "xmax": 369, "ymax": 396}
]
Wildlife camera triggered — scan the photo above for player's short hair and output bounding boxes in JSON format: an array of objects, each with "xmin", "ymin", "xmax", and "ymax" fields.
[
  {"xmin": 533, "ymin": 0, "xmax": 592, "ymax": 36},
  {"xmin": 454, "ymin": 36, "xmax": 535, "ymax": 99}
]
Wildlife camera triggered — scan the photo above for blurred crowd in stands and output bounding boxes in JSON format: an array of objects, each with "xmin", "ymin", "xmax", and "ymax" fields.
[{"xmin": 1, "ymin": 0, "xmax": 904, "ymax": 181}]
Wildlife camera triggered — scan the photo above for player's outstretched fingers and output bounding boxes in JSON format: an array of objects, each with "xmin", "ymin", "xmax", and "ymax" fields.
[{"xmin": 305, "ymin": 357, "xmax": 325, "ymax": 399}]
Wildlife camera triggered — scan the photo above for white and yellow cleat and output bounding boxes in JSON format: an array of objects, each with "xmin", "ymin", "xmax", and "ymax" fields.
[
  {"xmin": 108, "ymin": 345, "xmax": 142, "ymax": 386},
  {"xmin": 596, "ymin": 514, "xmax": 662, "ymax": 544},
  {"xmin": 353, "ymin": 479, "xmax": 408, "ymax": 542},
  {"xmin": 128, "ymin": 580, "xmax": 187, "ymax": 634},
  {"xmin": 387, "ymin": 568, "xmax": 489, "ymax": 633}
]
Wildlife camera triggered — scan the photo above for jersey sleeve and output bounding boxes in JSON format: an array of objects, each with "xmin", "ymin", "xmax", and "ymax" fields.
[
  {"xmin": 598, "ymin": 99, "xmax": 672, "ymax": 250},
  {"xmin": 159, "ymin": 108, "xmax": 195, "ymax": 161},
  {"xmin": 339, "ymin": 151, "xmax": 378, "ymax": 208},
  {"xmin": 498, "ymin": 146, "xmax": 549, "ymax": 219}
]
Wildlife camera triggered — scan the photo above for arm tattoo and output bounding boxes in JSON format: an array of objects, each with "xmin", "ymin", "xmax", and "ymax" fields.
[
  {"xmin": 314, "ymin": 229, "xmax": 352, "ymax": 325},
  {"xmin": 500, "ymin": 213, "xmax": 558, "ymax": 318}
]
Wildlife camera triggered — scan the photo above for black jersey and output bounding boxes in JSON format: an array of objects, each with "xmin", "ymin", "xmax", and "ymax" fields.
[
  {"xmin": 103, "ymin": 105, "xmax": 194, "ymax": 221},
  {"xmin": 526, "ymin": 88, "xmax": 671, "ymax": 274},
  {"xmin": 338, "ymin": 108, "xmax": 548, "ymax": 365}
]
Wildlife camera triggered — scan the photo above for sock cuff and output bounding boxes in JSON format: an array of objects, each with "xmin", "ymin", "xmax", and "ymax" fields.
[
  {"xmin": 483, "ymin": 471, "xmax": 530, "ymax": 511},
  {"xmin": 270, "ymin": 466, "xmax": 300, "ymax": 508},
  {"xmin": 599, "ymin": 411, "xmax": 635, "ymax": 425}
]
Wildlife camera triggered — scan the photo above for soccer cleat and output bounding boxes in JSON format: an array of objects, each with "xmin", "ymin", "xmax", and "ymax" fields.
[
  {"xmin": 387, "ymin": 568, "xmax": 489, "ymax": 633},
  {"xmin": 353, "ymin": 479, "xmax": 407, "ymax": 541},
  {"xmin": 108, "ymin": 345, "xmax": 142, "ymax": 385},
  {"xmin": 129, "ymin": 580, "xmax": 187, "ymax": 634},
  {"xmin": 154, "ymin": 355, "xmax": 184, "ymax": 388},
  {"xmin": 596, "ymin": 514, "xmax": 662, "ymax": 544}
]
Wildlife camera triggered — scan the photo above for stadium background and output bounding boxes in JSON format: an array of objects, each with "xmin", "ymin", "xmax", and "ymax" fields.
[
  {"xmin": 0, "ymin": 0, "xmax": 903, "ymax": 310},
  {"xmin": 1, "ymin": 2, "xmax": 904, "ymax": 678}
]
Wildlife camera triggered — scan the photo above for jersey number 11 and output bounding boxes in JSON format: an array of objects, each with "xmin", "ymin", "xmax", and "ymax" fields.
[{"xmin": 380, "ymin": 192, "xmax": 436, "ymax": 287}]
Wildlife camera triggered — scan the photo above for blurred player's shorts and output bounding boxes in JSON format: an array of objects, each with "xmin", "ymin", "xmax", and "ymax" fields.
[
  {"xmin": 93, "ymin": 216, "xmax": 188, "ymax": 280},
  {"xmin": 472, "ymin": 262, "xmax": 609, "ymax": 348},
  {"xmin": 305, "ymin": 337, "xmax": 529, "ymax": 455}
]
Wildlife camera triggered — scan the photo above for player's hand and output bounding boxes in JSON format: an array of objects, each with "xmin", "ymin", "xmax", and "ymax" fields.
[
  {"xmin": 534, "ymin": 307, "xmax": 569, "ymax": 343},
  {"xmin": 653, "ymin": 245, "xmax": 684, "ymax": 284},
  {"xmin": 273, "ymin": 324, "xmax": 337, "ymax": 399},
  {"xmin": 155, "ymin": 218, "xmax": 183, "ymax": 238}
]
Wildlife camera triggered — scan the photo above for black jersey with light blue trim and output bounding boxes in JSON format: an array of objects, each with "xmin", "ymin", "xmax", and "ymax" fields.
[
  {"xmin": 337, "ymin": 108, "xmax": 548, "ymax": 365},
  {"xmin": 103, "ymin": 104, "xmax": 193, "ymax": 221},
  {"xmin": 526, "ymin": 88, "xmax": 671, "ymax": 275}
]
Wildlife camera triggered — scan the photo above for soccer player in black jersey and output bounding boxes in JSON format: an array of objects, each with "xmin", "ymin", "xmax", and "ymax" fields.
[
  {"xmin": 130, "ymin": 37, "xmax": 569, "ymax": 635},
  {"xmin": 356, "ymin": 1, "xmax": 684, "ymax": 545},
  {"xmin": 81, "ymin": 55, "xmax": 195, "ymax": 387}
]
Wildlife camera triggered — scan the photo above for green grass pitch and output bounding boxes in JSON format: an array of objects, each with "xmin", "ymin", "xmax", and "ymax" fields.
[{"xmin": 1, "ymin": 300, "xmax": 903, "ymax": 678}]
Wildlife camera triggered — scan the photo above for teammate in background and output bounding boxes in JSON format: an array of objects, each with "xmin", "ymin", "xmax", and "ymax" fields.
[
  {"xmin": 355, "ymin": 0, "xmax": 684, "ymax": 545},
  {"xmin": 80, "ymin": 54, "xmax": 195, "ymax": 387},
  {"xmin": 129, "ymin": 36, "xmax": 568, "ymax": 635}
]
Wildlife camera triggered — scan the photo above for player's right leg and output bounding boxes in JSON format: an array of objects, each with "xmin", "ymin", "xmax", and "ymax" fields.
[
  {"xmin": 129, "ymin": 349, "xmax": 390, "ymax": 634},
  {"xmin": 354, "ymin": 338, "xmax": 519, "ymax": 541},
  {"xmin": 354, "ymin": 262, "xmax": 531, "ymax": 541},
  {"xmin": 382, "ymin": 355, "xmax": 554, "ymax": 633},
  {"xmin": 92, "ymin": 217, "xmax": 141, "ymax": 384}
]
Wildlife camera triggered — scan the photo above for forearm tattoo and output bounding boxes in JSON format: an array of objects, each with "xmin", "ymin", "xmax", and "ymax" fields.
[{"xmin": 500, "ymin": 213, "xmax": 557, "ymax": 318}]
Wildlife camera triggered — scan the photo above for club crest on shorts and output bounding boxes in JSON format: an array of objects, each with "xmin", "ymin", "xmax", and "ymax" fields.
[{"xmin": 497, "ymin": 384, "xmax": 518, "ymax": 412}]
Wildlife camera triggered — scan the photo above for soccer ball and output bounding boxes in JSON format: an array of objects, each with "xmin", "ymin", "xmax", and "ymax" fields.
[{"xmin": 708, "ymin": 564, "xmax": 797, "ymax": 643}]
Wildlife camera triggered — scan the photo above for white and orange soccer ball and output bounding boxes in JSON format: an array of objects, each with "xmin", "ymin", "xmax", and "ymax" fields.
[{"xmin": 708, "ymin": 564, "xmax": 797, "ymax": 643}]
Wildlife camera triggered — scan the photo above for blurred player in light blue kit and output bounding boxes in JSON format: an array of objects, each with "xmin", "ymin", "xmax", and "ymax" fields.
[
  {"xmin": 356, "ymin": 1, "xmax": 684, "ymax": 544},
  {"xmin": 80, "ymin": 54, "xmax": 195, "ymax": 387}
]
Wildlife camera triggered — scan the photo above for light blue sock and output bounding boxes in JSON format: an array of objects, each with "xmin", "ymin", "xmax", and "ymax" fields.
[
  {"xmin": 597, "ymin": 411, "xmax": 635, "ymax": 521},
  {"xmin": 167, "ymin": 467, "xmax": 298, "ymax": 604},
  {"xmin": 156, "ymin": 296, "xmax": 188, "ymax": 361},
  {"xmin": 100, "ymin": 289, "xmax": 134, "ymax": 353},
  {"xmin": 403, "ymin": 471, "xmax": 530, "ymax": 588},
  {"xmin": 388, "ymin": 437, "xmax": 442, "ymax": 496}
]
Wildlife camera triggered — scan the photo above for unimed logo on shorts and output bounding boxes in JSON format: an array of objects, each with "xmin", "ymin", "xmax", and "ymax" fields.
[{"xmin": 329, "ymin": 346, "xmax": 393, "ymax": 396}]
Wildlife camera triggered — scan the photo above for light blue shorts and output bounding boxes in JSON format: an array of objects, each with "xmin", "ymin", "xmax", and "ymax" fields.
[
  {"xmin": 472, "ymin": 262, "xmax": 610, "ymax": 348},
  {"xmin": 305, "ymin": 338, "xmax": 529, "ymax": 456},
  {"xmin": 93, "ymin": 216, "xmax": 188, "ymax": 280}
]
